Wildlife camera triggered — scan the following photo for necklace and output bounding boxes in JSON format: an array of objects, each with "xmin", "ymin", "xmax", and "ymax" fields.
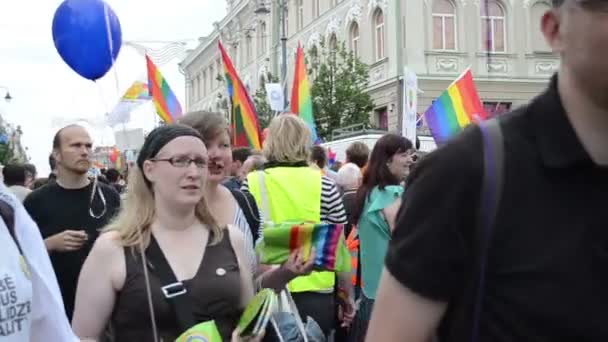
[{"xmin": 89, "ymin": 177, "xmax": 107, "ymax": 219}]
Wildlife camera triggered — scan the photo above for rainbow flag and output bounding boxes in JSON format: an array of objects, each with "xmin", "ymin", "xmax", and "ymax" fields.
[
  {"xmin": 424, "ymin": 68, "xmax": 486, "ymax": 144},
  {"xmin": 146, "ymin": 55, "xmax": 183, "ymax": 123},
  {"xmin": 219, "ymin": 41, "xmax": 262, "ymax": 150},
  {"xmin": 256, "ymin": 222, "xmax": 351, "ymax": 272},
  {"xmin": 290, "ymin": 43, "xmax": 319, "ymax": 144},
  {"xmin": 122, "ymin": 81, "xmax": 151, "ymax": 100}
]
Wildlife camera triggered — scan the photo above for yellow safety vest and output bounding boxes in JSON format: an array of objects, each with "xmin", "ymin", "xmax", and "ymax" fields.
[{"xmin": 247, "ymin": 166, "xmax": 335, "ymax": 293}]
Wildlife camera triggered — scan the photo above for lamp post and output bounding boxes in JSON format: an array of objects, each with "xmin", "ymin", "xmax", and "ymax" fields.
[
  {"xmin": 0, "ymin": 86, "xmax": 12, "ymax": 103},
  {"xmin": 255, "ymin": 0, "xmax": 288, "ymax": 111}
]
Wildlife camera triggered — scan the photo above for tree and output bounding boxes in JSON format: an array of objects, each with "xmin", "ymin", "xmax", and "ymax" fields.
[
  {"xmin": 307, "ymin": 40, "xmax": 374, "ymax": 141},
  {"xmin": 253, "ymin": 73, "xmax": 279, "ymax": 129}
]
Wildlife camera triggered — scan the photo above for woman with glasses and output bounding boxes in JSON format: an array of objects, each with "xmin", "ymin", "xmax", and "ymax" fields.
[
  {"xmin": 350, "ymin": 133, "xmax": 413, "ymax": 341},
  {"xmin": 71, "ymin": 125, "xmax": 305, "ymax": 341}
]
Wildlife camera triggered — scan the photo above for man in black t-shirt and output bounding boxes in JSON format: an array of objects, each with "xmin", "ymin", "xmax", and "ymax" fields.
[
  {"xmin": 367, "ymin": 1, "xmax": 608, "ymax": 341},
  {"xmin": 24, "ymin": 125, "xmax": 121, "ymax": 320}
]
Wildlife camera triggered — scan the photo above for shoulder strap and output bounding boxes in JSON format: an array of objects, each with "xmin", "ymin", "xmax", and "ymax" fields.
[
  {"xmin": 0, "ymin": 199, "xmax": 19, "ymax": 254},
  {"xmin": 471, "ymin": 119, "xmax": 505, "ymax": 342},
  {"xmin": 145, "ymin": 235, "xmax": 195, "ymax": 332},
  {"xmin": 256, "ymin": 171, "xmax": 271, "ymax": 223},
  {"xmin": 230, "ymin": 189, "xmax": 261, "ymax": 243}
]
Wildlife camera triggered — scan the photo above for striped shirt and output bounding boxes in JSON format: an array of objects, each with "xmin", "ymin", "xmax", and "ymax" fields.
[
  {"xmin": 241, "ymin": 175, "xmax": 348, "ymax": 225},
  {"xmin": 232, "ymin": 204, "xmax": 257, "ymax": 274}
]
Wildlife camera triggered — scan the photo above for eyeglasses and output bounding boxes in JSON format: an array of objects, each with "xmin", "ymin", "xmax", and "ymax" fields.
[
  {"xmin": 572, "ymin": 0, "xmax": 608, "ymax": 11},
  {"xmin": 150, "ymin": 156, "xmax": 208, "ymax": 168}
]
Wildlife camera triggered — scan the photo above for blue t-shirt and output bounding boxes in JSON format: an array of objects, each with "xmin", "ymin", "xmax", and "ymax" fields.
[{"xmin": 358, "ymin": 185, "xmax": 404, "ymax": 299}]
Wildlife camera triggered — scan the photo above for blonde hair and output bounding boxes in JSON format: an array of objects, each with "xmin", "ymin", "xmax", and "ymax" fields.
[
  {"xmin": 104, "ymin": 165, "xmax": 223, "ymax": 248},
  {"xmin": 263, "ymin": 114, "xmax": 311, "ymax": 162}
]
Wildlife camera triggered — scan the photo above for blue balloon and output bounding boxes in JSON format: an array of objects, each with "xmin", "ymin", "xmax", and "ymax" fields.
[{"xmin": 52, "ymin": 0, "xmax": 122, "ymax": 81}]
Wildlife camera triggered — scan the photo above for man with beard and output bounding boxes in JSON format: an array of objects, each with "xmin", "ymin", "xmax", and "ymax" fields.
[
  {"xmin": 24, "ymin": 125, "xmax": 121, "ymax": 320},
  {"xmin": 367, "ymin": 0, "xmax": 608, "ymax": 341}
]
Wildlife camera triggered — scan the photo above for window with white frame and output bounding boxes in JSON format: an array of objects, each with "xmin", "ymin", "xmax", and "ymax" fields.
[
  {"xmin": 209, "ymin": 65, "xmax": 215, "ymax": 90},
  {"xmin": 329, "ymin": 34, "xmax": 338, "ymax": 52},
  {"xmin": 432, "ymin": 0, "xmax": 456, "ymax": 50},
  {"xmin": 202, "ymin": 72, "xmax": 206, "ymax": 96},
  {"xmin": 350, "ymin": 22, "xmax": 360, "ymax": 58},
  {"xmin": 314, "ymin": 0, "xmax": 321, "ymax": 17},
  {"xmin": 297, "ymin": 0, "xmax": 304, "ymax": 30},
  {"xmin": 373, "ymin": 9, "xmax": 386, "ymax": 61},
  {"xmin": 481, "ymin": 0, "xmax": 506, "ymax": 52}
]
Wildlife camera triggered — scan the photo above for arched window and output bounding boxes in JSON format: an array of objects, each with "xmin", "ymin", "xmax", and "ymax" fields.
[
  {"xmin": 481, "ymin": 0, "xmax": 506, "ymax": 52},
  {"xmin": 373, "ymin": 9, "xmax": 386, "ymax": 61},
  {"xmin": 432, "ymin": 0, "xmax": 456, "ymax": 50},
  {"xmin": 531, "ymin": 2, "xmax": 551, "ymax": 52},
  {"xmin": 329, "ymin": 33, "xmax": 338, "ymax": 51},
  {"xmin": 350, "ymin": 22, "xmax": 360, "ymax": 58},
  {"xmin": 246, "ymin": 35, "xmax": 253, "ymax": 63},
  {"xmin": 259, "ymin": 22, "xmax": 267, "ymax": 55},
  {"xmin": 209, "ymin": 65, "xmax": 215, "ymax": 90}
]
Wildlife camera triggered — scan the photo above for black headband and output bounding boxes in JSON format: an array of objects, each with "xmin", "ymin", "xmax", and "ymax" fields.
[{"xmin": 137, "ymin": 124, "xmax": 203, "ymax": 185}]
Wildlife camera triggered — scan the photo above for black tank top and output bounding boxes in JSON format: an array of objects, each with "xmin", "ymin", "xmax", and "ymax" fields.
[{"xmin": 111, "ymin": 230, "xmax": 243, "ymax": 341}]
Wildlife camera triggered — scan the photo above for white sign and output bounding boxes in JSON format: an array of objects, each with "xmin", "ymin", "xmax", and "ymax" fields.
[
  {"xmin": 114, "ymin": 128, "xmax": 145, "ymax": 151},
  {"xmin": 402, "ymin": 67, "xmax": 418, "ymax": 145},
  {"xmin": 265, "ymin": 83, "xmax": 285, "ymax": 111}
]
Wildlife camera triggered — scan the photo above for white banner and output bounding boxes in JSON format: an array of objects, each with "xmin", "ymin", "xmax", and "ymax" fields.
[
  {"xmin": 402, "ymin": 67, "xmax": 418, "ymax": 144},
  {"xmin": 265, "ymin": 83, "xmax": 285, "ymax": 111}
]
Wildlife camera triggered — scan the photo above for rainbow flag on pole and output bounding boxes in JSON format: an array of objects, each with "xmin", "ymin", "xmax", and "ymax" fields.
[
  {"xmin": 424, "ymin": 68, "xmax": 487, "ymax": 144},
  {"xmin": 146, "ymin": 55, "xmax": 183, "ymax": 124},
  {"xmin": 291, "ymin": 43, "xmax": 319, "ymax": 144},
  {"xmin": 219, "ymin": 41, "xmax": 262, "ymax": 150}
]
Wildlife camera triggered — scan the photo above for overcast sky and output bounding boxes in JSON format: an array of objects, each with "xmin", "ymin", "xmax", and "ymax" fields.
[{"xmin": 0, "ymin": 0, "xmax": 226, "ymax": 175}]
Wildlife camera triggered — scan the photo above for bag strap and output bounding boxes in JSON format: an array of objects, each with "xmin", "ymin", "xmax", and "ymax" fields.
[
  {"xmin": 471, "ymin": 119, "xmax": 505, "ymax": 342},
  {"xmin": 0, "ymin": 199, "xmax": 19, "ymax": 254},
  {"xmin": 145, "ymin": 234, "xmax": 196, "ymax": 332},
  {"xmin": 256, "ymin": 171, "xmax": 271, "ymax": 223},
  {"xmin": 230, "ymin": 189, "xmax": 261, "ymax": 243}
]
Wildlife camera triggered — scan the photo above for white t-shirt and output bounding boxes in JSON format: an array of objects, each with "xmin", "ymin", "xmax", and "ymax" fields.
[{"xmin": 0, "ymin": 188, "xmax": 77, "ymax": 342}]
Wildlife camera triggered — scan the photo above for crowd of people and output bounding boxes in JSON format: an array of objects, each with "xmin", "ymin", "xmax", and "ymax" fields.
[{"xmin": 2, "ymin": 1, "xmax": 608, "ymax": 341}]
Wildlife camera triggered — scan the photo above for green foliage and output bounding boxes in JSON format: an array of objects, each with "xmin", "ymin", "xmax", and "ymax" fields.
[
  {"xmin": 307, "ymin": 40, "xmax": 374, "ymax": 141},
  {"xmin": 253, "ymin": 73, "xmax": 279, "ymax": 129}
]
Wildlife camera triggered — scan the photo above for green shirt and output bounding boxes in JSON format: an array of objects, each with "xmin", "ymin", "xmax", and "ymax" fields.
[{"xmin": 359, "ymin": 185, "xmax": 404, "ymax": 299}]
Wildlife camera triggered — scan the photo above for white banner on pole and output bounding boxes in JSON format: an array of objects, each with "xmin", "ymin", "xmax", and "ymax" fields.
[
  {"xmin": 265, "ymin": 83, "xmax": 285, "ymax": 111},
  {"xmin": 402, "ymin": 67, "xmax": 418, "ymax": 144}
]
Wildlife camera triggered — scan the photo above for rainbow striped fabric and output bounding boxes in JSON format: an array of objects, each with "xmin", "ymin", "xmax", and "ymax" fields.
[
  {"xmin": 424, "ymin": 68, "xmax": 486, "ymax": 144},
  {"xmin": 122, "ymin": 81, "xmax": 151, "ymax": 100},
  {"xmin": 291, "ymin": 43, "xmax": 319, "ymax": 144},
  {"xmin": 219, "ymin": 41, "xmax": 262, "ymax": 150},
  {"xmin": 146, "ymin": 55, "xmax": 183, "ymax": 123},
  {"xmin": 256, "ymin": 222, "xmax": 351, "ymax": 272}
]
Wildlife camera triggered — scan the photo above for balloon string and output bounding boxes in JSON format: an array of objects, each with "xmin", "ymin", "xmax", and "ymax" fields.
[{"xmin": 103, "ymin": 2, "xmax": 121, "ymax": 100}]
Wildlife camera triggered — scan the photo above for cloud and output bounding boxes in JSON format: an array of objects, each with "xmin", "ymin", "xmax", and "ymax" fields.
[{"xmin": 0, "ymin": 0, "xmax": 225, "ymax": 175}]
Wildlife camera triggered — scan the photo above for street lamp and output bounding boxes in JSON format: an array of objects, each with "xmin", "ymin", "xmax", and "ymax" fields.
[
  {"xmin": 0, "ymin": 86, "xmax": 12, "ymax": 103},
  {"xmin": 254, "ymin": 0, "xmax": 288, "ymax": 111}
]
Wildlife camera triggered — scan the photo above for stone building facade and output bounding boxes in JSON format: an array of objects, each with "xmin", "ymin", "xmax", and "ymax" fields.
[{"xmin": 181, "ymin": 0, "xmax": 559, "ymax": 135}]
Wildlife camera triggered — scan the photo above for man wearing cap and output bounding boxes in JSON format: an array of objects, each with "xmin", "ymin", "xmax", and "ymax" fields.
[
  {"xmin": 367, "ymin": 1, "xmax": 608, "ymax": 341},
  {"xmin": 24, "ymin": 125, "xmax": 121, "ymax": 320}
]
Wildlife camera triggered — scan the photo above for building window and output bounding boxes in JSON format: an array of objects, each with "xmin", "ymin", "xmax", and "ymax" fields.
[
  {"xmin": 481, "ymin": 0, "xmax": 506, "ymax": 52},
  {"xmin": 432, "ymin": 0, "xmax": 456, "ymax": 50},
  {"xmin": 373, "ymin": 9, "xmax": 386, "ymax": 61},
  {"xmin": 350, "ymin": 22, "xmax": 360, "ymax": 58},
  {"xmin": 246, "ymin": 35, "xmax": 253, "ymax": 63},
  {"xmin": 216, "ymin": 60, "xmax": 222, "ymax": 85},
  {"xmin": 297, "ymin": 0, "xmax": 304, "ymax": 30},
  {"xmin": 202, "ymin": 71, "xmax": 207, "ymax": 96},
  {"xmin": 375, "ymin": 107, "xmax": 388, "ymax": 130},
  {"xmin": 329, "ymin": 34, "xmax": 338, "ymax": 52},
  {"xmin": 209, "ymin": 65, "xmax": 215, "ymax": 90},
  {"xmin": 259, "ymin": 22, "xmax": 267, "ymax": 55},
  {"xmin": 531, "ymin": 1, "xmax": 551, "ymax": 52},
  {"xmin": 483, "ymin": 101, "xmax": 511, "ymax": 118},
  {"xmin": 314, "ymin": 0, "xmax": 321, "ymax": 17}
]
